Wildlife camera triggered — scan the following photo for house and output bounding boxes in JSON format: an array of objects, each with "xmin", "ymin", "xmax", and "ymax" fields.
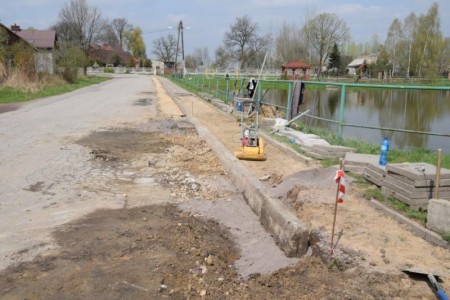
[
  {"xmin": 347, "ymin": 53, "xmax": 378, "ymax": 75},
  {"xmin": 0, "ymin": 23, "xmax": 30, "ymax": 48},
  {"xmin": 88, "ymin": 44, "xmax": 139, "ymax": 67},
  {"xmin": 0, "ymin": 23, "xmax": 36, "ymax": 80},
  {"xmin": 11, "ymin": 24, "xmax": 58, "ymax": 74}
]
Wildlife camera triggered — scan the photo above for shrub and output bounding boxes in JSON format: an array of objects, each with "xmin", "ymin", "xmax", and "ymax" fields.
[
  {"xmin": 56, "ymin": 42, "xmax": 87, "ymax": 83},
  {"xmin": 103, "ymin": 67, "xmax": 115, "ymax": 73}
]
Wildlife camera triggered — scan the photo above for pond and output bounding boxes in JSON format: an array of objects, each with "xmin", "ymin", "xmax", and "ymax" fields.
[{"xmin": 263, "ymin": 88, "xmax": 450, "ymax": 153}]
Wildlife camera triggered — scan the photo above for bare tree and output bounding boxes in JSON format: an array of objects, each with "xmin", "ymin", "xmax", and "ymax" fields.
[
  {"xmin": 112, "ymin": 18, "xmax": 131, "ymax": 47},
  {"xmin": 213, "ymin": 46, "xmax": 231, "ymax": 69},
  {"xmin": 53, "ymin": 0, "xmax": 105, "ymax": 73},
  {"xmin": 385, "ymin": 18, "xmax": 403, "ymax": 76},
  {"xmin": 403, "ymin": 13, "xmax": 418, "ymax": 78},
  {"xmin": 223, "ymin": 15, "xmax": 269, "ymax": 69},
  {"xmin": 193, "ymin": 47, "xmax": 210, "ymax": 66},
  {"xmin": 53, "ymin": 0, "xmax": 105, "ymax": 54},
  {"xmin": 302, "ymin": 13, "xmax": 350, "ymax": 71},
  {"xmin": 99, "ymin": 22, "xmax": 119, "ymax": 46},
  {"xmin": 275, "ymin": 21, "xmax": 307, "ymax": 64},
  {"xmin": 152, "ymin": 34, "xmax": 177, "ymax": 62}
]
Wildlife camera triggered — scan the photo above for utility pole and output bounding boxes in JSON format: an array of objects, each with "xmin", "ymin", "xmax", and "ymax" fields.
[{"xmin": 175, "ymin": 20, "xmax": 185, "ymax": 75}]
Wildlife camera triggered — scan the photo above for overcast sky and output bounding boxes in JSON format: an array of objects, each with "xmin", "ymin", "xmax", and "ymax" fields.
[{"xmin": 1, "ymin": 0, "xmax": 449, "ymax": 59}]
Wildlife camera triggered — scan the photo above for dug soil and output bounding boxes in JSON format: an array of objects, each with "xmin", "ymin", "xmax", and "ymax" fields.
[{"xmin": 0, "ymin": 76, "xmax": 448, "ymax": 299}]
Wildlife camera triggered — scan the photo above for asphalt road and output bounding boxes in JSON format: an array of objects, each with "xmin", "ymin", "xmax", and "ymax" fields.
[{"xmin": 0, "ymin": 75, "xmax": 156, "ymax": 270}]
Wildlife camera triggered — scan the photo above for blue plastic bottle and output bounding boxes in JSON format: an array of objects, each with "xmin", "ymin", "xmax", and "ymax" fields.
[{"xmin": 379, "ymin": 137, "xmax": 389, "ymax": 166}]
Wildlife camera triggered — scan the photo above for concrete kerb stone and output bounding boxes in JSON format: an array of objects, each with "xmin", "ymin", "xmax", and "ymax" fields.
[
  {"xmin": 369, "ymin": 198, "xmax": 450, "ymax": 250},
  {"xmin": 259, "ymin": 132, "xmax": 312, "ymax": 165},
  {"xmin": 427, "ymin": 199, "xmax": 450, "ymax": 235},
  {"xmin": 162, "ymin": 79, "xmax": 310, "ymax": 257}
]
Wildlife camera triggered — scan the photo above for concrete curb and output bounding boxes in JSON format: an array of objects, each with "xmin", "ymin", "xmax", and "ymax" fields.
[
  {"xmin": 369, "ymin": 198, "xmax": 450, "ymax": 250},
  {"xmin": 162, "ymin": 79, "xmax": 310, "ymax": 257},
  {"xmin": 259, "ymin": 132, "xmax": 313, "ymax": 165}
]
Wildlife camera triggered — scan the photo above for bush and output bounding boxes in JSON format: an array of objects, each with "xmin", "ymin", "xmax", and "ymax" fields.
[
  {"xmin": 56, "ymin": 43, "xmax": 87, "ymax": 83},
  {"xmin": 103, "ymin": 67, "xmax": 115, "ymax": 73}
]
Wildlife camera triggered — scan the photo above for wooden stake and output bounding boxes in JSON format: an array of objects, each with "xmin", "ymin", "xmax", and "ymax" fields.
[
  {"xmin": 435, "ymin": 149, "xmax": 442, "ymax": 199},
  {"xmin": 330, "ymin": 159, "xmax": 344, "ymax": 258}
]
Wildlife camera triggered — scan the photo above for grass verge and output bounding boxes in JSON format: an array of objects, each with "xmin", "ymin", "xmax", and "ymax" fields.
[
  {"xmin": 0, "ymin": 76, "xmax": 111, "ymax": 104},
  {"xmin": 290, "ymin": 122, "xmax": 450, "ymax": 169}
]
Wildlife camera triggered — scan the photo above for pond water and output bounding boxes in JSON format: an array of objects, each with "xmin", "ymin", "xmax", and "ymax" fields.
[{"xmin": 263, "ymin": 88, "xmax": 450, "ymax": 153}]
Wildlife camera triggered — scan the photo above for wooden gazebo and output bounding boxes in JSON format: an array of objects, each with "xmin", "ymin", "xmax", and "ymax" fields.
[{"xmin": 281, "ymin": 60, "xmax": 311, "ymax": 79}]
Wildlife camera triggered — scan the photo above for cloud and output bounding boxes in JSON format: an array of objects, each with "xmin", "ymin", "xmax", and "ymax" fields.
[
  {"xmin": 249, "ymin": 0, "xmax": 310, "ymax": 6},
  {"xmin": 325, "ymin": 3, "xmax": 383, "ymax": 16}
]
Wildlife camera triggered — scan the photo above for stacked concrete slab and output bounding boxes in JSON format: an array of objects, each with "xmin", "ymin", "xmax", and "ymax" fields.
[
  {"xmin": 363, "ymin": 163, "xmax": 387, "ymax": 187},
  {"xmin": 381, "ymin": 163, "xmax": 450, "ymax": 210},
  {"xmin": 275, "ymin": 128, "xmax": 356, "ymax": 160},
  {"xmin": 343, "ymin": 152, "xmax": 380, "ymax": 174}
]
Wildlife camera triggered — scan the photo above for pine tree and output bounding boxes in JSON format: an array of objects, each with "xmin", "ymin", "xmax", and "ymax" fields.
[{"xmin": 328, "ymin": 43, "xmax": 342, "ymax": 73}]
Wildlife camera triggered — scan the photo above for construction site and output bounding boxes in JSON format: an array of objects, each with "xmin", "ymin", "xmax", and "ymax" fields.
[{"xmin": 0, "ymin": 75, "xmax": 449, "ymax": 299}]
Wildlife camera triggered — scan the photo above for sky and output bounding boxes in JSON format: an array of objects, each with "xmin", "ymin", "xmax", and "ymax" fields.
[{"xmin": 1, "ymin": 0, "xmax": 449, "ymax": 60}]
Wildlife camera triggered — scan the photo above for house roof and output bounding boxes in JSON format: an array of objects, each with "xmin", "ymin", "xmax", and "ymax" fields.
[
  {"xmin": 347, "ymin": 54, "xmax": 378, "ymax": 68},
  {"xmin": 14, "ymin": 30, "xmax": 57, "ymax": 49},
  {"xmin": 347, "ymin": 58, "xmax": 366, "ymax": 68},
  {"xmin": 0, "ymin": 23, "xmax": 37, "ymax": 50},
  {"xmin": 281, "ymin": 60, "xmax": 311, "ymax": 70},
  {"xmin": 89, "ymin": 44, "xmax": 139, "ymax": 65}
]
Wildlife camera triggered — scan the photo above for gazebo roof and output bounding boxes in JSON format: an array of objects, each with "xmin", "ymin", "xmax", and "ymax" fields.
[{"xmin": 282, "ymin": 60, "xmax": 311, "ymax": 70}]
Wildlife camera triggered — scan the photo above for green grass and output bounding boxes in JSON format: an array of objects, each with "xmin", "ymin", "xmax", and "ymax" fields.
[
  {"xmin": 442, "ymin": 232, "xmax": 450, "ymax": 242},
  {"xmin": 0, "ymin": 76, "xmax": 111, "ymax": 104},
  {"xmin": 363, "ymin": 187, "xmax": 428, "ymax": 225},
  {"xmin": 290, "ymin": 122, "xmax": 450, "ymax": 169}
]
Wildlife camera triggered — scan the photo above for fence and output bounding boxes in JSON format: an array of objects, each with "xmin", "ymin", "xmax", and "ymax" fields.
[{"xmin": 171, "ymin": 73, "xmax": 450, "ymax": 147}]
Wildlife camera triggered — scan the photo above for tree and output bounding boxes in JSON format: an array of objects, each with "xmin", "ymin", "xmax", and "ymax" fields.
[
  {"xmin": 56, "ymin": 41, "xmax": 87, "ymax": 83},
  {"xmin": 403, "ymin": 13, "xmax": 418, "ymax": 77},
  {"xmin": 53, "ymin": 0, "xmax": 105, "ymax": 53},
  {"xmin": 303, "ymin": 13, "xmax": 350, "ymax": 72},
  {"xmin": 274, "ymin": 21, "xmax": 307, "ymax": 64},
  {"xmin": 213, "ymin": 46, "xmax": 231, "ymax": 69},
  {"xmin": 127, "ymin": 27, "xmax": 146, "ymax": 65},
  {"xmin": 371, "ymin": 45, "xmax": 392, "ymax": 79},
  {"xmin": 112, "ymin": 18, "xmax": 130, "ymax": 47},
  {"xmin": 413, "ymin": 2, "xmax": 443, "ymax": 77},
  {"xmin": 385, "ymin": 18, "xmax": 403, "ymax": 76},
  {"xmin": 152, "ymin": 34, "xmax": 177, "ymax": 63},
  {"xmin": 437, "ymin": 37, "xmax": 450, "ymax": 76},
  {"xmin": 328, "ymin": 43, "xmax": 341, "ymax": 72},
  {"xmin": 53, "ymin": 0, "xmax": 105, "ymax": 73},
  {"xmin": 223, "ymin": 15, "xmax": 270, "ymax": 69},
  {"xmin": 99, "ymin": 22, "xmax": 119, "ymax": 46},
  {"xmin": 185, "ymin": 47, "xmax": 210, "ymax": 69}
]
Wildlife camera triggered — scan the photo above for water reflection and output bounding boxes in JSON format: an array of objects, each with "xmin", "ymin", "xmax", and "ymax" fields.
[{"xmin": 263, "ymin": 88, "xmax": 450, "ymax": 152}]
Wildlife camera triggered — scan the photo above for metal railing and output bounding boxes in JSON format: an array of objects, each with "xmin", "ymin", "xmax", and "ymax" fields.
[{"xmin": 171, "ymin": 74, "xmax": 450, "ymax": 144}]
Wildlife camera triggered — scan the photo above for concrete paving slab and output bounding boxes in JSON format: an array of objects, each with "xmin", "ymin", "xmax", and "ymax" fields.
[
  {"xmin": 276, "ymin": 128, "xmax": 330, "ymax": 147},
  {"xmin": 385, "ymin": 174, "xmax": 450, "ymax": 193},
  {"xmin": 388, "ymin": 172, "xmax": 450, "ymax": 187},
  {"xmin": 383, "ymin": 178, "xmax": 450, "ymax": 199},
  {"xmin": 345, "ymin": 153, "xmax": 380, "ymax": 174},
  {"xmin": 366, "ymin": 163, "xmax": 387, "ymax": 175},
  {"xmin": 363, "ymin": 168, "xmax": 385, "ymax": 186},
  {"xmin": 344, "ymin": 165, "xmax": 366, "ymax": 174},
  {"xmin": 344, "ymin": 153, "xmax": 380, "ymax": 166},
  {"xmin": 387, "ymin": 163, "xmax": 450, "ymax": 181},
  {"xmin": 381, "ymin": 186, "xmax": 429, "ymax": 209}
]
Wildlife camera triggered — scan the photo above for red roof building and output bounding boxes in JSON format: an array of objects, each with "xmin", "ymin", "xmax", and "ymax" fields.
[
  {"xmin": 88, "ymin": 44, "xmax": 139, "ymax": 67},
  {"xmin": 281, "ymin": 61, "xmax": 311, "ymax": 80}
]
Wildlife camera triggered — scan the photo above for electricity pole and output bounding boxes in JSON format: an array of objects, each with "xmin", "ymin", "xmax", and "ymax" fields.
[{"xmin": 175, "ymin": 20, "xmax": 185, "ymax": 75}]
